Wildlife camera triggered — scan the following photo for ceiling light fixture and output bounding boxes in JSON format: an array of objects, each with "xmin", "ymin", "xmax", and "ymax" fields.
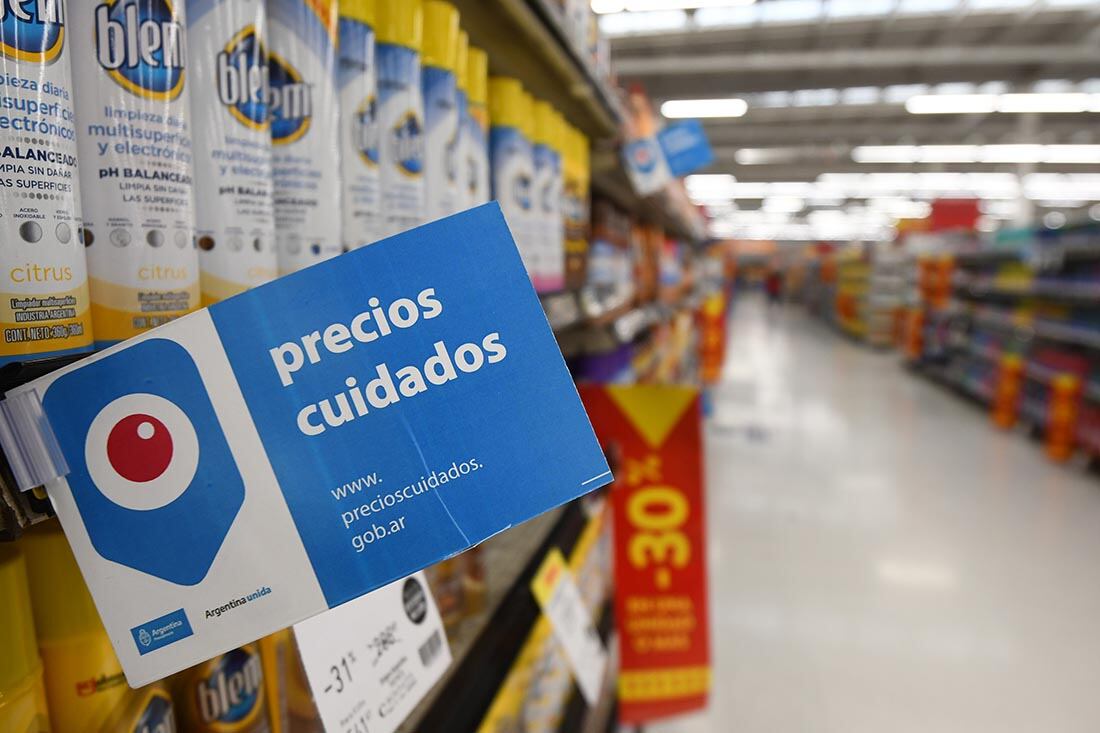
[
  {"xmin": 907, "ymin": 92, "xmax": 1100, "ymax": 115},
  {"xmin": 851, "ymin": 144, "xmax": 1100, "ymax": 165},
  {"xmin": 905, "ymin": 94, "xmax": 997, "ymax": 115},
  {"xmin": 661, "ymin": 98, "xmax": 748, "ymax": 118},
  {"xmin": 593, "ymin": 0, "xmax": 756, "ymax": 12}
]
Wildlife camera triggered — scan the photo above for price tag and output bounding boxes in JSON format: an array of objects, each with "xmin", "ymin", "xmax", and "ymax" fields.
[
  {"xmin": 293, "ymin": 571, "xmax": 451, "ymax": 733},
  {"xmin": 531, "ymin": 549, "xmax": 608, "ymax": 704}
]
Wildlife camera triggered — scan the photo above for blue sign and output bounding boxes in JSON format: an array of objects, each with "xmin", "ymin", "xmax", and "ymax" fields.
[
  {"xmin": 658, "ymin": 120, "xmax": 715, "ymax": 178},
  {"xmin": 131, "ymin": 608, "xmax": 194, "ymax": 655},
  {"xmin": 19, "ymin": 203, "xmax": 612, "ymax": 685}
]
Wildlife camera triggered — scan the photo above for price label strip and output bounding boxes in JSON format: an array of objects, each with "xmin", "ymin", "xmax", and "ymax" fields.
[
  {"xmin": 530, "ymin": 548, "xmax": 608, "ymax": 705},
  {"xmin": 294, "ymin": 572, "xmax": 451, "ymax": 733}
]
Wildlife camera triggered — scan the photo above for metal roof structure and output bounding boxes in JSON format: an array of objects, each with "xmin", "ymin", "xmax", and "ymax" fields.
[{"xmin": 601, "ymin": 0, "xmax": 1100, "ymax": 239}]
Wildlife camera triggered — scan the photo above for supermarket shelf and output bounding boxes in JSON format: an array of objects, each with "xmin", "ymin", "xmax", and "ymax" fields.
[
  {"xmin": 1025, "ymin": 362, "xmax": 1059, "ymax": 385},
  {"xmin": 590, "ymin": 148, "xmax": 706, "ymax": 245},
  {"xmin": 1033, "ymin": 320, "xmax": 1100, "ymax": 351},
  {"xmin": 1021, "ymin": 398, "xmax": 1049, "ymax": 427},
  {"xmin": 557, "ymin": 604, "xmax": 615, "ymax": 733},
  {"xmin": 954, "ymin": 250, "xmax": 1024, "ymax": 266},
  {"xmin": 955, "ymin": 280, "xmax": 1100, "ymax": 305},
  {"xmin": 406, "ymin": 501, "xmax": 591, "ymax": 732},
  {"xmin": 452, "ymin": 0, "xmax": 622, "ymax": 139},
  {"xmin": 542, "ymin": 290, "xmax": 585, "ymax": 332}
]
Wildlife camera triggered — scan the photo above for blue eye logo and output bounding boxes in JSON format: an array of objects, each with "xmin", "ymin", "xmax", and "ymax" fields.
[
  {"xmin": 192, "ymin": 647, "xmax": 264, "ymax": 728},
  {"xmin": 42, "ymin": 338, "xmax": 245, "ymax": 586},
  {"xmin": 390, "ymin": 111, "xmax": 424, "ymax": 178},
  {"xmin": 0, "ymin": 0, "xmax": 64, "ymax": 64},
  {"xmin": 269, "ymin": 51, "xmax": 312, "ymax": 145},
  {"xmin": 354, "ymin": 95, "xmax": 379, "ymax": 167},
  {"xmin": 217, "ymin": 25, "xmax": 269, "ymax": 131},
  {"xmin": 94, "ymin": 0, "xmax": 186, "ymax": 101}
]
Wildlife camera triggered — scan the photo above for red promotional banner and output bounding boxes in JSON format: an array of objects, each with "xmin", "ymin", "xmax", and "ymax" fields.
[{"xmin": 579, "ymin": 385, "xmax": 710, "ymax": 724}]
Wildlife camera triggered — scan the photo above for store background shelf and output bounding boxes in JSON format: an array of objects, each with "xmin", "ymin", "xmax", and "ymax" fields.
[
  {"xmin": 407, "ymin": 499, "xmax": 611, "ymax": 733},
  {"xmin": 450, "ymin": 0, "xmax": 622, "ymax": 139}
]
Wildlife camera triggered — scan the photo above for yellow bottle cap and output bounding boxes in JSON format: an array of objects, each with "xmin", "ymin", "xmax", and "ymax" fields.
[
  {"xmin": 21, "ymin": 521, "xmax": 106, "ymax": 641},
  {"xmin": 422, "ymin": 1, "xmax": 459, "ymax": 71},
  {"xmin": 455, "ymin": 31, "xmax": 469, "ymax": 92},
  {"xmin": 339, "ymin": 0, "xmax": 374, "ymax": 25},
  {"xmin": 0, "ymin": 544, "xmax": 40, "ymax": 692},
  {"xmin": 489, "ymin": 76, "xmax": 525, "ymax": 130},
  {"xmin": 375, "ymin": 0, "xmax": 423, "ymax": 50},
  {"xmin": 534, "ymin": 100, "xmax": 556, "ymax": 147},
  {"xmin": 467, "ymin": 46, "xmax": 488, "ymax": 106}
]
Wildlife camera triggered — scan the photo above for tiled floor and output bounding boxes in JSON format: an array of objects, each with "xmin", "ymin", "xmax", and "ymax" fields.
[{"xmin": 649, "ymin": 296, "xmax": 1100, "ymax": 733}]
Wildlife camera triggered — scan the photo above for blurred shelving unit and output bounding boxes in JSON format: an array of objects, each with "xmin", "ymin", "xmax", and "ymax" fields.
[{"xmin": 905, "ymin": 223, "xmax": 1100, "ymax": 465}]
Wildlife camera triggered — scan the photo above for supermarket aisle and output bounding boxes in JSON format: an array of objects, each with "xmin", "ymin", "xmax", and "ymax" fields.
[{"xmin": 650, "ymin": 295, "xmax": 1100, "ymax": 733}]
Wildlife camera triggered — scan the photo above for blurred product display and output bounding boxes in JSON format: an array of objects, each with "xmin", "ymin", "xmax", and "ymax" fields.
[{"xmin": 0, "ymin": 0, "xmax": 723, "ymax": 731}]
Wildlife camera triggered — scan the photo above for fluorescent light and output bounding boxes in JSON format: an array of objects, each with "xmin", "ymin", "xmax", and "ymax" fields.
[
  {"xmin": 661, "ymin": 98, "xmax": 747, "ymax": 118},
  {"xmin": 1044, "ymin": 211, "xmax": 1067, "ymax": 229},
  {"xmin": 852, "ymin": 144, "xmax": 1100, "ymax": 165},
  {"xmin": 595, "ymin": 0, "xmax": 756, "ymax": 11},
  {"xmin": 852, "ymin": 145, "xmax": 919, "ymax": 163},
  {"xmin": 762, "ymin": 196, "xmax": 805, "ymax": 213},
  {"xmin": 908, "ymin": 92, "xmax": 1100, "ymax": 115},
  {"xmin": 919, "ymin": 145, "xmax": 980, "ymax": 163},
  {"xmin": 877, "ymin": 560, "xmax": 957, "ymax": 590},
  {"xmin": 998, "ymin": 92, "xmax": 1092, "ymax": 113},
  {"xmin": 906, "ymin": 94, "xmax": 997, "ymax": 114}
]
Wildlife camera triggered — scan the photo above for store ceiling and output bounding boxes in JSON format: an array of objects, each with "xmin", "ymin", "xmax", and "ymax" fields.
[{"xmin": 601, "ymin": 0, "xmax": 1100, "ymax": 238}]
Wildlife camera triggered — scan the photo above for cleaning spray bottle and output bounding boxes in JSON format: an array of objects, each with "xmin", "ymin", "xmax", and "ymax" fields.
[
  {"xmin": 71, "ymin": 0, "xmax": 200, "ymax": 346},
  {"xmin": 337, "ymin": 0, "xmax": 382, "ymax": 249},
  {"xmin": 170, "ymin": 644, "xmax": 272, "ymax": 732},
  {"xmin": 465, "ymin": 45, "xmax": 490, "ymax": 208},
  {"xmin": 0, "ymin": 0, "xmax": 94, "ymax": 364},
  {"xmin": 532, "ymin": 100, "xmax": 564, "ymax": 293},
  {"xmin": 0, "ymin": 544, "xmax": 49, "ymax": 732},
  {"xmin": 267, "ymin": 0, "xmax": 342, "ymax": 273},
  {"xmin": 453, "ymin": 30, "xmax": 469, "ymax": 212},
  {"xmin": 375, "ymin": 0, "xmax": 425, "ymax": 236},
  {"xmin": 188, "ymin": 0, "xmax": 278, "ymax": 303},
  {"xmin": 21, "ymin": 521, "xmax": 176, "ymax": 733},
  {"xmin": 489, "ymin": 77, "xmax": 534, "ymax": 273},
  {"xmin": 421, "ymin": 0, "xmax": 460, "ymax": 222}
]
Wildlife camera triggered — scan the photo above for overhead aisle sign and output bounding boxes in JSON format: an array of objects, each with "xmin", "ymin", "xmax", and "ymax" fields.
[
  {"xmin": 579, "ymin": 385, "xmax": 710, "ymax": 724},
  {"xmin": 3, "ymin": 205, "xmax": 612, "ymax": 686},
  {"xmin": 658, "ymin": 120, "xmax": 715, "ymax": 178}
]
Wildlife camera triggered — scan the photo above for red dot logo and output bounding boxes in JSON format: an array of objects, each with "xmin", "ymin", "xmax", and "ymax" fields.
[
  {"xmin": 106, "ymin": 414, "xmax": 174, "ymax": 483},
  {"xmin": 86, "ymin": 394, "xmax": 199, "ymax": 511}
]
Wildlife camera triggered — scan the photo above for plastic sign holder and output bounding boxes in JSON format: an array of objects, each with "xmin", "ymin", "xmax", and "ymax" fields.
[{"xmin": 0, "ymin": 204, "xmax": 612, "ymax": 686}]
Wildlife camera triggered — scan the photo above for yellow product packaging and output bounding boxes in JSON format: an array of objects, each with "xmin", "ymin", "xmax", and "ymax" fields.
[
  {"xmin": 257, "ymin": 628, "xmax": 323, "ymax": 733},
  {"xmin": 21, "ymin": 522, "xmax": 176, "ymax": 733},
  {"xmin": 0, "ymin": 544, "xmax": 49, "ymax": 733},
  {"xmin": 285, "ymin": 634, "xmax": 324, "ymax": 732},
  {"xmin": 563, "ymin": 123, "xmax": 590, "ymax": 290}
]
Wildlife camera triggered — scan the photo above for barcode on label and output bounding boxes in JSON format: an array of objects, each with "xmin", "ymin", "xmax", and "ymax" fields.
[{"xmin": 418, "ymin": 630, "xmax": 443, "ymax": 666}]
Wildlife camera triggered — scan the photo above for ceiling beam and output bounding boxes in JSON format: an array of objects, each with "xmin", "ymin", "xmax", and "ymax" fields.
[{"xmin": 613, "ymin": 44, "xmax": 1096, "ymax": 76}]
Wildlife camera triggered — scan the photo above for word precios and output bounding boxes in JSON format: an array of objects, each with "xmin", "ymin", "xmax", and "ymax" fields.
[{"xmin": 267, "ymin": 288, "xmax": 510, "ymax": 436}]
